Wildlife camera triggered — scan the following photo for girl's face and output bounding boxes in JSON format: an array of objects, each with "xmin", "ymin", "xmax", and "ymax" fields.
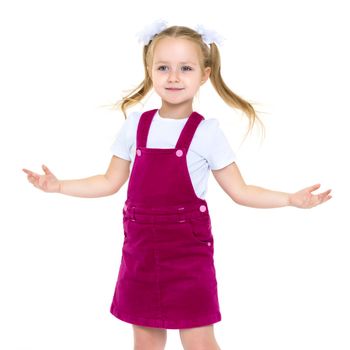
[{"xmin": 149, "ymin": 37, "xmax": 211, "ymax": 108}]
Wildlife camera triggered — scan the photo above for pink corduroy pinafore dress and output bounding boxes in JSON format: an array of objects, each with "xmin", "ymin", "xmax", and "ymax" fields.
[{"xmin": 110, "ymin": 109, "xmax": 221, "ymax": 329}]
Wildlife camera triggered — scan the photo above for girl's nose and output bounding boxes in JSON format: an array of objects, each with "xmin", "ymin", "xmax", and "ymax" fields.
[{"xmin": 168, "ymin": 69, "xmax": 180, "ymax": 82}]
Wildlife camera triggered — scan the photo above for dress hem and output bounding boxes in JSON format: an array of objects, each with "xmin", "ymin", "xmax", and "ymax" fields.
[{"xmin": 110, "ymin": 307, "xmax": 222, "ymax": 329}]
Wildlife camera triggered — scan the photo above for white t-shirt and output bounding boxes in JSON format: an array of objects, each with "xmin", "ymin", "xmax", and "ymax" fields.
[{"xmin": 110, "ymin": 110, "xmax": 237, "ymax": 199}]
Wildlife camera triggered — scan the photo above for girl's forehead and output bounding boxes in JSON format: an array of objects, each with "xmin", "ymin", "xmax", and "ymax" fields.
[{"xmin": 153, "ymin": 37, "xmax": 201, "ymax": 63}]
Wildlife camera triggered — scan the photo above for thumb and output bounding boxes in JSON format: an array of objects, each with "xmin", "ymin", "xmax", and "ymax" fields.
[
  {"xmin": 307, "ymin": 183, "xmax": 321, "ymax": 193},
  {"xmin": 42, "ymin": 164, "xmax": 53, "ymax": 176}
]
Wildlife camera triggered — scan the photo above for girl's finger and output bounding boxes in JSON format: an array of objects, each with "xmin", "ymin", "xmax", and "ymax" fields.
[
  {"xmin": 316, "ymin": 191, "xmax": 332, "ymax": 205},
  {"xmin": 322, "ymin": 192, "xmax": 332, "ymax": 201},
  {"xmin": 42, "ymin": 164, "xmax": 51, "ymax": 175},
  {"xmin": 27, "ymin": 173, "xmax": 40, "ymax": 182},
  {"xmin": 317, "ymin": 190, "xmax": 331, "ymax": 199},
  {"xmin": 28, "ymin": 175, "xmax": 38, "ymax": 185},
  {"xmin": 23, "ymin": 168, "xmax": 40, "ymax": 179},
  {"xmin": 28, "ymin": 176, "xmax": 37, "ymax": 187},
  {"xmin": 23, "ymin": 168, "xmax": 35, "ymax": 176},
  {"xmin": 308, "ymin": 183, "xmax": 321, "ymax": 193}
]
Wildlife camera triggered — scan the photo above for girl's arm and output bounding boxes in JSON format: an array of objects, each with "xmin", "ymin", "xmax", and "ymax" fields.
[
  {"xmin": 22, "ymin": 156, "xmax": 131, "ymax": 198},
  {"xmin": 211, "ymin": 162, "xmax": 332, "ymax": 209}
]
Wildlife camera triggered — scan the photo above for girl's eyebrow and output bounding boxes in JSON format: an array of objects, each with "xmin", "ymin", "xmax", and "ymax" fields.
[{"xmin": 155, "ymin": 60, "xmax": 197, "ymax": 65}]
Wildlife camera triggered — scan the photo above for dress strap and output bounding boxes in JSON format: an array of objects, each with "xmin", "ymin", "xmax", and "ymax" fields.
[
  {"xmin": 136, "ymin": 109, "xmax": 158, "ymax": 148},
  {"xmin": 175, "ymin": 112, "xmax": 204, "ymax": 154}
]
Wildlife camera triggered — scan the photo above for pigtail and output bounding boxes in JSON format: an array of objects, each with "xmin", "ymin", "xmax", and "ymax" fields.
[
  {"xmin": 115, "ymin": 46, "xmax": 153, "ymax": 119},
  {"xmin": 208, "ymin": 43, "xmax": 263, "ymax": 136}
]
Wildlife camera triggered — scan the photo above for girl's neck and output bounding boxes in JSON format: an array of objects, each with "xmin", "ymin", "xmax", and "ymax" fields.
[{"xmin": 158, "ymin": 103, "xmax": 193, "ymax": 120}]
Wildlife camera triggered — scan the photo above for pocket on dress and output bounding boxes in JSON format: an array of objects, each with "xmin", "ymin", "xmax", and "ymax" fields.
[
  {"xmin": 189, "ymin": 216, "xmax": 213, "ymax": 246},
  {"xmin": 122, "ymin": 216, "xmax": 129, "ymax": 240}
]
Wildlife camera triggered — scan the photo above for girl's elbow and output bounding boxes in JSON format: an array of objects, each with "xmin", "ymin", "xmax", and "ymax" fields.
[
  {"xmin": 228, "ymin": 187, "xmax": 248, "ymax": 206},
  {"xmin": 231, "ymin": 195, "xmax": 246, "ymax": 206},
  {"xmin": 104, "ymin": 175, "xmax": 128, "ymax": 196}
]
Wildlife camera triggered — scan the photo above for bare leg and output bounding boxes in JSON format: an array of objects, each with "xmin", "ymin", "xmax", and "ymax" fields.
[
  {"xmin": 132, "ymin": 324, "xmax": 167, "ymax": 350},
  {"xmin": 179, "ymin": 324, "xmax": 221, "ymax": 350}
]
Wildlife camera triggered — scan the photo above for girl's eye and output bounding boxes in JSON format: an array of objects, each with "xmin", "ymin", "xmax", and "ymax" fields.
[{"xmin": 156, "ymin": 66, "xmax": 193, "ymax": 72}]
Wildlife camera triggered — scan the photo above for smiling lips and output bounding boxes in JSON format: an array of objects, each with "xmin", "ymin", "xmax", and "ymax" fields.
[{"xmin": 166, "ymin": 87, "xmax": 184, "ymax": 91}]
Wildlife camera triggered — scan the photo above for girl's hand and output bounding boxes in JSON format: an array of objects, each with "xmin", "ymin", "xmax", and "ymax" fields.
[
  {"xmin": 289, "ymin": 184, "xmax": 332, "ymax": 209},
  {"xmin": 22, "ymin": 165, "xmax": 61, "ymax": 193}
]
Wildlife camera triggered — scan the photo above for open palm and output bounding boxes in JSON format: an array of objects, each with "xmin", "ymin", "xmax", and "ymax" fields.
[
  {"xmin": 22, "ymin": 165, "xmax": 60, "ymax": 193},
  {"xmin": 289, "ymin": 184, "xmax": 332, "ymax": 209}
]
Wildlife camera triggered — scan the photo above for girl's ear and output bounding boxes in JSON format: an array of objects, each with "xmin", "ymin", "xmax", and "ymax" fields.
[{"xmin": 201, "ymin": 67, "xmax": 211, "ymax": 84}]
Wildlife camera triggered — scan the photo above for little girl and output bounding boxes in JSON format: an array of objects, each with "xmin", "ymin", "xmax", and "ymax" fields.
[{"xmin": 23, "ymin": 21, "xmax": 332, "ymax": 350}]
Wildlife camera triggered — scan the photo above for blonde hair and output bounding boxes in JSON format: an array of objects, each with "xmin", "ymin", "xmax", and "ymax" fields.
[{"xmin": 114, "ymin": 25, "xmax": 263, "ymax": 135}]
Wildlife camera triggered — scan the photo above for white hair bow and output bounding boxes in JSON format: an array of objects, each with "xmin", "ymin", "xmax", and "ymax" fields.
[
  {"xmin": 135, "ymin": 20, "xmax": 225, "ymax": 47},
  {"xmin": 136, "ymin": 19, "xmax": 168, "ymax": 46},
  {"xmin": 195, "ymin": 24, "xmax": 225, "ymax": 46}
]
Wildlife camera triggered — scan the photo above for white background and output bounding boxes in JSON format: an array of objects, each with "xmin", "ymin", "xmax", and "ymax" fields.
[{"xmin": 1, "ymin": 0, "xmax": 349, "ymax": 349}]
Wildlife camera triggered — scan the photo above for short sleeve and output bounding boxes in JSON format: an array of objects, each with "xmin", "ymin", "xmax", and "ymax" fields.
[
  {"xmin": 110, "ymin": 112, "xmax": 138, "ymax": 161},
  {"xmin": 205, "ymin": 119, "xmax": 237, "ymax": 170}
]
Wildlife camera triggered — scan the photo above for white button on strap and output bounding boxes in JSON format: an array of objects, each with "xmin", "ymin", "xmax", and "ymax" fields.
[
  {"xmin": 176, "ymin": 149, "xmax": 183, "ymax": 157},
  {"xmin": 136, "ymin": 149, "xmax": 141, "ymax": 156},
  {"xmin": 199, "ymin": 205, "xmax": 207, "ymax": 212}
]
